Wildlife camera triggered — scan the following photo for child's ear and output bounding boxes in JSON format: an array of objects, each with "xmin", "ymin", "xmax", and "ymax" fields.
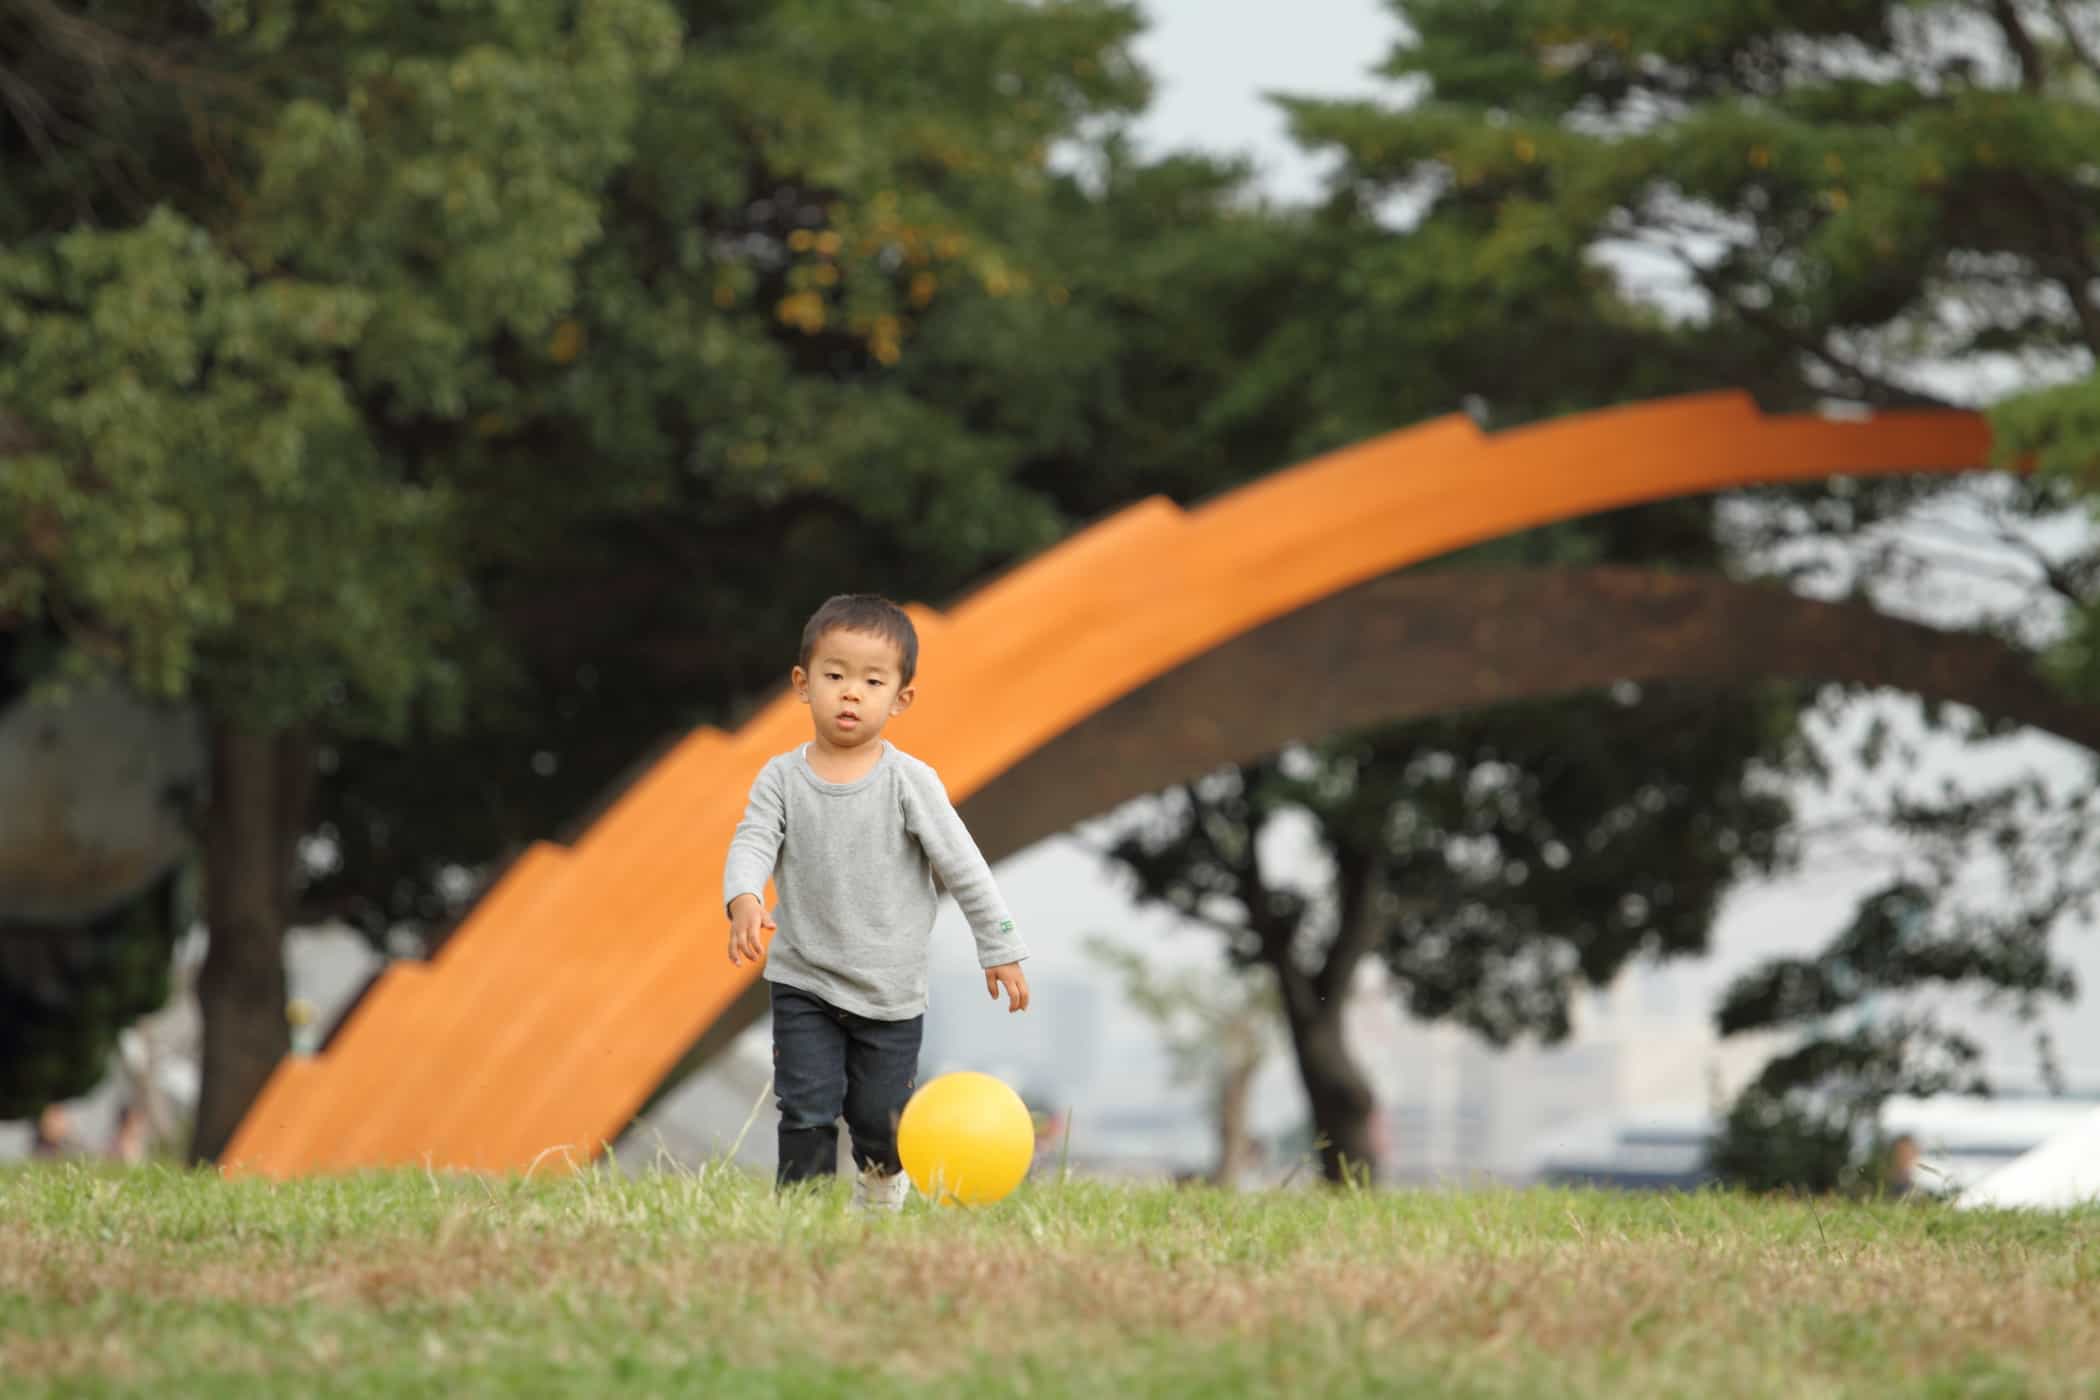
[
  {"xmin": 892, "ymin": 683, "xmax": 916, "ymax": 716},
  {"xmin": 792, "ymin": 665, "xmax": 810, "ymax": 703}
]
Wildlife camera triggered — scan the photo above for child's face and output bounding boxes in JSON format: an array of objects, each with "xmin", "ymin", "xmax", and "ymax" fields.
[{"xmin": 794, "ymin": 628, "xmax": 914, "ymax": 750}]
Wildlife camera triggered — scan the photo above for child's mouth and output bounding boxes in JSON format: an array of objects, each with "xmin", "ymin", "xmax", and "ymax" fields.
[{"xmin": 837, "ymin": 713, "xmax": 860, "ymax": 728}]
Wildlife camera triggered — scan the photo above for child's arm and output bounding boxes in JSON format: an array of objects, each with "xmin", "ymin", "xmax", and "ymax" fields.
[
  {"xmin": 900, "ymin": 761, "xmax": 1030, "ymax": 1009},
  {"xmin": 722, "ymin": 762, "xmax": 786, "ymax": 966}
]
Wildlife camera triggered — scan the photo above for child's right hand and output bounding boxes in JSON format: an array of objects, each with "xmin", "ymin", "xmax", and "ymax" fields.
[{"xmin": 727, "ymin": 894, "xmax": 775, "ymax": 967}]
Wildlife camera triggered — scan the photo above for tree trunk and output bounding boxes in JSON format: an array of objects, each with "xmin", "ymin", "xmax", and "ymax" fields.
[
  {"xmin": 190, "ymin": 724, "xmax": 314, "ymax": 1164},
  {"xmin": 1282, "ymin": 987, "xmax": 1378, "ymax": 1185},
  {"xmin": 1212, "ymin": 1048, "xmax": 1259, "ymax": 1188}
]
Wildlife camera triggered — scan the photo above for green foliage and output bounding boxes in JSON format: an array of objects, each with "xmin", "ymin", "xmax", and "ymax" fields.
[
  {"xmin": 1706, "ymin": 1006, "xmax": 1991, "ymax": 1199},
  {"xmin": 1293, "ymin": 0, "xmax": 2100, "ymax": 543},
  {"xmin": 1322, "ymin": 0, "xmax": 2100, "ymax": 387},
  {"xmin": 1709, "ymin": 864, "xmax": 2083, "ymax": 1193},
  {"xmin": 1705, "ymin": 1086, "xmax": 1871, "ymax": 1198},
  {"xmin": 297, "ymin": 21, "xmax": 1323, "ymax": 937},
  {"xmin": 0, "ymin": 210, "xmax": 468, "ymax": 734},
  {"xmin": 1717, "ymin": 881, "xmax": 2077, "ymax": 1037},
  {"xmin": 0, "ymin": 0, "xmax": 1167, "ymax": 923},
  {"xmin": 1, "ymin": 0, "xmax": 1171, "ymax": 1086},
  {"xmin": 1259, "ymin": 0, "xmax": 2100, "ymax": 1188},
  {"xmin": 1, "ymin": 0, "xmax": 683, "ymax": 735},
  {"xmin": 1374, "ymin": 686, "xmax": 1800, "ymax": 1039},
  {"xmin": 1108, "ymin": 680, "xmax": 1801, "ymax": 1049}
]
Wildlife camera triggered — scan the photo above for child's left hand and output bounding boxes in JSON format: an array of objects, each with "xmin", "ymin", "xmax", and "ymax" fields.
[{"xmin": 985, "ymin": 962, "xmax": 1030, "ymax": 1013}]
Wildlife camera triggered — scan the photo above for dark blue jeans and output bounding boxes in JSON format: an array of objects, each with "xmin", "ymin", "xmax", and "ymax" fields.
[{"xmin": 770, "ymin": 983, "xmax": 923, "ymax": 1188}]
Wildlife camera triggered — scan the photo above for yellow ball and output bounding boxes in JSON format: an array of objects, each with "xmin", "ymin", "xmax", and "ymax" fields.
[{"xmin": 897, "ymin": 1071, "xmax": 1035, "ymax": 1206}]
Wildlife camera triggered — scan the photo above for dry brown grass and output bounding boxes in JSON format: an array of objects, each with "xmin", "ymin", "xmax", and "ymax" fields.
[{"xmin": 3, "ymin": 1163, "xmax": 2097, "ymax": 1396}]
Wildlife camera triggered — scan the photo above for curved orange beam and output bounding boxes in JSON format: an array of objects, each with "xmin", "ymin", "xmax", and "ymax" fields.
[{"xmin": 221, "ymin": 391, "xmax": 1996, "ymax": 1177}]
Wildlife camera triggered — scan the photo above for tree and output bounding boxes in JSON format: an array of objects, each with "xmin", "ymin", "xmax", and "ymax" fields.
[
  {"xmin": 1101, "ymin": 673, "xmax": 1800, "ymax": 1184},
  {"xmin": 1708, "ymin": 791, "xmax": 2089, "ymax": 1189},
  {"xmin": 1281, "ymin": 0, "xmax": 2100, "ymax": 628},
  {"xmin": 297, "ymin": 0, "xmax": 2100, "ymax": 1181},
  {"xmin": 1284, "ymin": 0, "xmax": 2100, "ymax": 662},
  {"xmin": 2, "ymin": 0, "xmax": 688, "ymax": 1157},
  {"xmin": 0, "ymin": 0, "xmax": 1198, "ymax": 1156},
  {"xmin": 1085, "ymin": 934, "xmax": 1278, "ymax": 1187},
  {"xmin": 292, "ymin": 0, "xmax": 1171, "ymax": 946},
  {"xmin": 18, "ymin": 0, "xmax": 2100, "ymax": 1184},
  {"xmin": 1076, "ymin": 0, "xmax": 2100, "ymax": 1187},
  {"xmin": 1262, "ymin": 0, "xmax": 2100, "ymax": 1182}
]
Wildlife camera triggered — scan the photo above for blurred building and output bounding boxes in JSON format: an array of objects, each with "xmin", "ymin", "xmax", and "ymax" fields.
[{"xmin": 1336, "ymin": 961, "xmax": 1785, "ymax": 1185}]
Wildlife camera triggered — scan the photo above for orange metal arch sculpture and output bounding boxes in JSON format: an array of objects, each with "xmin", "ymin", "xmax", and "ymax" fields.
[{"xmin": 222, "ymin": 391, "xmax": 1995, "ymax": 1177}]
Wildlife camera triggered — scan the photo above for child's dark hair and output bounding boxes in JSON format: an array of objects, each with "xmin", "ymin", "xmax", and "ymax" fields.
[{"xmin": 799, "ymin": 594, "xmax": 919, "ymax": 686}]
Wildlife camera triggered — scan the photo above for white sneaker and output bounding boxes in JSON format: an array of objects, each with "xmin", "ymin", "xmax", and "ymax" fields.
[{"xmin": 852, "ymin": 1167, "xmax": 912, "ymax": 1213}]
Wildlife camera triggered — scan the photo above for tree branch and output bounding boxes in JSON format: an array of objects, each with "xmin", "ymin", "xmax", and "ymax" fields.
[
  {"xmin": 1906, "ymin": 510, "xmax": 2092, "ymax": 606},
  {"xmin": 1078, "ymin": 793, "xmax": 1280, "ymax": 952},
  {"xmin": 2047, "ymin": 259, "xmax": 2100, "ymax": 360},
  {"xmin": 1984, "ymin": 137, "xmax": 2100, "ymax": 355},
  {"xmin": 1679, "ymin": 258, "xmax": 1956, "ymax": 409},
  {"xmin": 0, "ymin": 56, "xmax": 67, "ymax": 169},
  {"xmin": 10, "ymin": 0, "xmax": 244, "ymax": 97},
  {"xmin": 1154, "ymin": 899, "xmax": 1268, "ymax": 951},
  {"xmin": 1850, "ymin": 525, "xmax": 2077, "ymax": 607},
  {"xmin": 1990, "ymin": 0, "xmax": 2049, "ymax": 91},
  {"xmin": 1609, "ymin": 217, "xmax": 1957, "ymax": 408}
]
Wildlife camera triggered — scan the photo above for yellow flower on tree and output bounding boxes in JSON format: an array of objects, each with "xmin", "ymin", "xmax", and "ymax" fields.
[
  {"xmin": 776, "ymin": 291, "xmax": 826, "ymax": 333},
  {"xmin": 547, "ymin": 319, "xmax": 585, "ymax": 364},
  {"xmin": 870, "ymin": 315, "xmax": 902, "ymax": 366}
]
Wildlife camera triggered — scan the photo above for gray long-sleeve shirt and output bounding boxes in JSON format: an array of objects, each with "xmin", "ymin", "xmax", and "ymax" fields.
[{"xmin": 721, "ymin": 742, "xmax": 1026, "ymax": 1020}]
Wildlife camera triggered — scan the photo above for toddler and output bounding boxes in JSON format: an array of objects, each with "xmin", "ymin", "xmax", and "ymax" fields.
[{"xmin": 723, "ymin": 593, "xmax": 1029, "ymax": 1209}]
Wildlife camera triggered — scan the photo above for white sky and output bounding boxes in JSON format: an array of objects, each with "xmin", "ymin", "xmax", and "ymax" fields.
[{"xmin": 1129, "ymin": 0, "xmax": 1402, "ymax": 203}]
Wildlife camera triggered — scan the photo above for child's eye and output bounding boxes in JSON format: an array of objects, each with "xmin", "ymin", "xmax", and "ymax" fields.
[
  {"xmin": 868, "ymin": 678, "xmax": 885, "ymax": 688},
  {"xmin": 825, "ymin": 672, "xmax": 843, "ymax": 681}
]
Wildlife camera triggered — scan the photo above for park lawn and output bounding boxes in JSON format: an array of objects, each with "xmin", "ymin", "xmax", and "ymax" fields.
[{"xmin": 3, "ymin": 1163, "xmax": 2097, "ymax": 1397}]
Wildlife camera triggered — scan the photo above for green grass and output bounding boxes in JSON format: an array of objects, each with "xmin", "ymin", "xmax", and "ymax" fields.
[{"xmin": 6, "ymin": 1162, "xmax": 2100, "ymax": 1397}]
